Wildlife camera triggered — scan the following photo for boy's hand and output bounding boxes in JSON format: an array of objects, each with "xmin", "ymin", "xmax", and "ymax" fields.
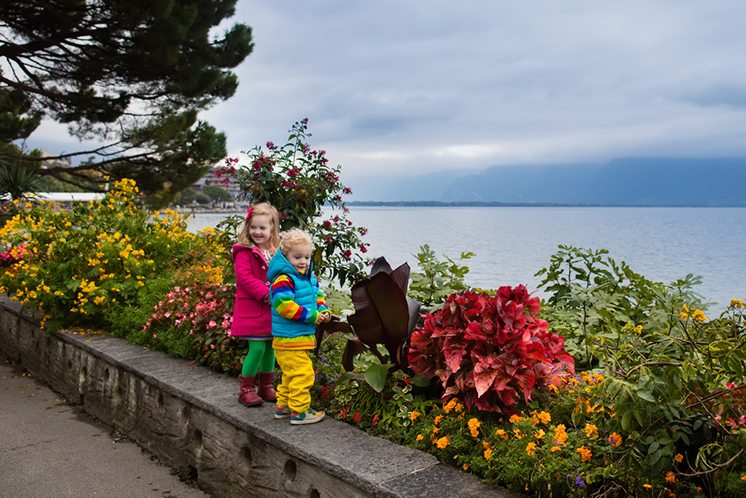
[{"xmin": 317, "ymin": 311, "xmax": 331, "ymax": 324}]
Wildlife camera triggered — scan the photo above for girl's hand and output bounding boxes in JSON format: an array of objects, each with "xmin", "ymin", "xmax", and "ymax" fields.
[{"xmin": 319, "ymin": 311, "xmax": 331, "ymax": 323}]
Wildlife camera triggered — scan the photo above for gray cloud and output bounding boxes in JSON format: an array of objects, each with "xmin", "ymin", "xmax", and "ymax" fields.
[{"xmin": 27, "ymin": 1, "xmax": 746, "ymax": 179}]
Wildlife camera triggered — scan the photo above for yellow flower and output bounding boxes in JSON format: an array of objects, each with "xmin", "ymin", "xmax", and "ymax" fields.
[
  {"xmin": 583, "ymin": 423, "xmax": 598, "ymax": 438},
  {"xmin": 691, "ymin": 309, "xmax": 708, "ymax": 322},
  {"xmin": 550, "ymin": 446, "xmax": 561, "ymax": 453},
  {"xmin": 468, "ymin": 418, "xmax": 481, "ymax": 437},
  {"xmin": 433, "ymin": 415, "xmax": 443, "ymax": 425},
  {"xmin": 483, "ymin": 447, "xmax": 493, "ymax": 460},
  {"xmin": 729, "ymin": 298, "xmax": 744, "ymax": 309},
  {"xmin": 576, "ymin": 446, "xmax": 592, "ymax": 462},
  {"xmin": 674, "ymin": 453, "xmax": 684, "ymax": 463},
  {"xmin": 409, "ymin": 410, "xmax": 421, "ymax": 421},
  {"xmin": 434, "ymin": 436, "xmax": 449, "ymax": 449},
  {"xmin": 534, "ymin": 429, "xmax": 546, "ymax": 440},
  {"xmin": 643, "ymin": 483, "xmax": 653, "ymax": 489},
  {"xmin": 665, "ymin": 472, "xmax": 676, "ymax": 484},
  {"xmin": 525, "ymin": 442, "xmax": 537, "ymax": 456},
  {"xmin": 462, "ymin": 463, "xmax": 469, "ymax": 471},
  {"xmin": 415, "ymin": 434, "xmax": 424, "ymax": 442},
  {"xmin": 634, "ymin": 324, "xmax": 643, "ymax": 334},
  {"xmin": 740, "ymin": 475, "xmax": 746, "ymax": 482},
  {"xmin": 513, "ymin": 429, "xmax": 524, "ymax": 439},
  {"xmin": 432, "ymin": 427, "xmax": 439, "ymax": 434},
  {"xmin": 495, "ymin": 429, "xmax": 508, "ymax": 440}
]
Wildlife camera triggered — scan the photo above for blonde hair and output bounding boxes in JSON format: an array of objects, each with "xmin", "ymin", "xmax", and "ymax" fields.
[
  {"xmin": 279, "ymin": 228, "xmax": 313, "ymax": 255},
  {"xmin": 237, "ymin": 202, "xmax": 280, "ymax": 248}
]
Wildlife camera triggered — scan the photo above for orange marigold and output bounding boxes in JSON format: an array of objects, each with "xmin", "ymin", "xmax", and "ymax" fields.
[
  {"xmin": 435, "ymin": 436, "xmax": 449, "ymax": 449},
  {"xmin": 584, "ymin": 423, "xmax": 598, "ymax": 438},
  {"xmin": 608, "ymin": 432, "xmax": 623, "ymax": 447},
  {"xmin": 576, "ymin": 446, "xmax": 592, "ymax": 462},
  {"xmin": 468, "ymin": 417, "xmax": 481, "ymax": 437},
  {"xmin": 526, "ymin": 442, "xmax": 537, "ymax": 456},
  {"xmin": 509, "ymin": 414, "xmax": 524, "ymax": 423}
]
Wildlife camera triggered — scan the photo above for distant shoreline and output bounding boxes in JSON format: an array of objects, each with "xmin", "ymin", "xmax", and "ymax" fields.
[
  {"xmin": 174, "ymin": 201, "xmax": 746, "ymax": 214},
  {"xmin": 346, "ymin": 201, "xmax": 746, "ymax": 208}
]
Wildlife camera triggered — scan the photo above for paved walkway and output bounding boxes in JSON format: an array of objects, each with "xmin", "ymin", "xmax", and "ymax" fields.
[{"xmin": 0, "ymin": 351, "xmax": 210, "ymax": 498}]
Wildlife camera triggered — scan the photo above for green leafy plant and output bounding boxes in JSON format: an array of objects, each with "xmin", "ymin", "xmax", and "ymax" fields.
[
  {"xmin": 409, "ymin": 244, "xmax": 474, "ymax": 308},
  {"xmin": 535, "ymin": 244, "xmax": 703, "ymax": 367}
]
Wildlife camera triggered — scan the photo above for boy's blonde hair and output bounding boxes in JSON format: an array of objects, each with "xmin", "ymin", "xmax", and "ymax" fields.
[
  {"xmin": 237, "ymin": 202, "xmax": 280, "ymax": 248},
  {"xmin": 279, "ymin": 228, "xmax": 314, "ymax": 254}
]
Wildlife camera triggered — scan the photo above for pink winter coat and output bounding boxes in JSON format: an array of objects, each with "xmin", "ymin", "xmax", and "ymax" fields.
[{"xmin": 230, "ymin": 244, "xmax": 272, "ymax": 339}]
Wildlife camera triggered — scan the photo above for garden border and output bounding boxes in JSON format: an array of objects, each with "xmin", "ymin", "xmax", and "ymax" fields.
[{"xmin": 0, "ymin": 296, "xmax": 519, "ymax": 498}]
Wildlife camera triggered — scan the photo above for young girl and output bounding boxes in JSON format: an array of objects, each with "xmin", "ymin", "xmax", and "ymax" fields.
[
  {"xmin": 231, "ymin": 202, "xmax": 280, "ymax": 407},
  {"xmin": 268, "ymin": 228, "xmax": 331, "ymax": 425}
]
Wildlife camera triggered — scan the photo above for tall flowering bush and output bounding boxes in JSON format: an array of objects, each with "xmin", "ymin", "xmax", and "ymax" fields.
[
  {"xmin": 216, "ymin": 118, "xmax": 368, "ymax": 286},
  {"xmin": 408, "ymin": 285, "xmax": 575, "ymax": 413},
  {"xmin": 0, "ymin": 179, "xmax": 226, "ymax": 329}
]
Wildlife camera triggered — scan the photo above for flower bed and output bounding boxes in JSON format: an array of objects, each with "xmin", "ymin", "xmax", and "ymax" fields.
[{"xmin": 2, "ymin": 178, "xmax": 745, "ymax": 497}]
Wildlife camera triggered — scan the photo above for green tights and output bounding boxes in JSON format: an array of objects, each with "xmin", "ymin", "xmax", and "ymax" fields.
[{"xmin": 241, "ymin": 340, "xmax": 275, "ymax": 377}]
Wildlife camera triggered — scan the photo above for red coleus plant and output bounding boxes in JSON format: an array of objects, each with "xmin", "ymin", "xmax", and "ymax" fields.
[{"xmin": 407, "ymin": 285, "xmax": 575, "ymax": 413}]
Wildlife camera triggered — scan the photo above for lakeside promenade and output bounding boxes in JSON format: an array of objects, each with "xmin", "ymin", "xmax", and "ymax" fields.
[{"xmin": 0, "ymin": 350, "xmax": 209, "ymax": 497}]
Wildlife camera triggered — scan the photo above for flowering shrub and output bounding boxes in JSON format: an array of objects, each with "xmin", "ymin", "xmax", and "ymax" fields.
[
  {"xmin": 216, "ymin": 118, "xmax": 368, "ymax": 286},
  {"xmin": 0, "ymin": 179, "xmax": 226, "ymax": 329},
  {"xmin": 408, "ymin": 285, "xmax": 575, "ymax": 413},
  {"xmin": 538, "ymin": 246, "xmax": 746, "ymax": 496},
  {"xmin": 139, "ymin": 283, "xmax": 245, "ymax": 374}
]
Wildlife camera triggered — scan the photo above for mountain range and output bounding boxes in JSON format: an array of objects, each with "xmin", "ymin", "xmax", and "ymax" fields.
[{"xmin": 347, "ymin": 157, "xmax": 746, "ymax": 206}]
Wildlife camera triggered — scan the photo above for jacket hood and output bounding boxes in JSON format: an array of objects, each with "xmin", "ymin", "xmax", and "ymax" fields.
[{"xmin": 267, "ymin": 249, "xmax": 313, "ymax": 282}]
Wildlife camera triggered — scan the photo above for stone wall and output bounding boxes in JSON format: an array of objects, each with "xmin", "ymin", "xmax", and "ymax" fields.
[{"xmin": 0, "ymin": 297, "xmax": 518, "ymax": 498}]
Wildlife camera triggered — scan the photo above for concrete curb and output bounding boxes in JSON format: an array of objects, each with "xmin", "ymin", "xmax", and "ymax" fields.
[{"xmin": 0, "ymin": 296, "xmax": 519, "ymax": 497}]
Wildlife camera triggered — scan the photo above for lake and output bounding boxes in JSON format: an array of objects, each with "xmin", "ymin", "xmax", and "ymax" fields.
[{"xmin": 188, "ymin": 207, "xmax": 746, "ymax": 313}]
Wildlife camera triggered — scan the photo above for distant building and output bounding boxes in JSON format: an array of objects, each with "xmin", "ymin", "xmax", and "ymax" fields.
[
  {"xmin": 193, "ymin": 160, "xmax": 242, "ymax": 199},
  {"xmin": 38, "ymin": 149, "xmax": 73, "ymax": 169}
]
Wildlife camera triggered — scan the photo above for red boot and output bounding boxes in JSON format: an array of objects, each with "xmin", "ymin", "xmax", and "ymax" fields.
[
  {"xmin": 257, "ymin": 372, "xmax": 277, "ymax": 402},
  {"xmin": 238, "ymin": 376, "xmax": 263, "ymax": 407}
]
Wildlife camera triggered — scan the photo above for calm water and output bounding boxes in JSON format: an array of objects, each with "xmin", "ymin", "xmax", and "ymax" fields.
[{"xmin": 188, "ymin": 207, "xmax": 746, "ymax": 313}]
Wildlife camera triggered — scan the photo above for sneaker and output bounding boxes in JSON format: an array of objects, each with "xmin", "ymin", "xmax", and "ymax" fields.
[
  {"xmin": 289, "ymin": 407, "xmax": 325, "ymax": 425},
  {"xmin": 274, "ymin": 405, "xmax": 291, "ymax": 420}
]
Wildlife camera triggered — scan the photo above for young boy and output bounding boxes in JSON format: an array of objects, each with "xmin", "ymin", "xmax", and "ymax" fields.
[{"xmin": 268, "ymin": 228, "xmax": 331, "ymax": 425}]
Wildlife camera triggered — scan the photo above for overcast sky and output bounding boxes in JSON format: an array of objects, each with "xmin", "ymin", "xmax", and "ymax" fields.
[{"xmin": 33, "ymin": 1, "xmax": 746, "ymax": 182}]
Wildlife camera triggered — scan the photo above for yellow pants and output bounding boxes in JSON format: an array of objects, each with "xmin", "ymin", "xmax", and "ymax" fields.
[{"xmin": 274, "ymin": 349, "xmax": 314, "ymax": 413}]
